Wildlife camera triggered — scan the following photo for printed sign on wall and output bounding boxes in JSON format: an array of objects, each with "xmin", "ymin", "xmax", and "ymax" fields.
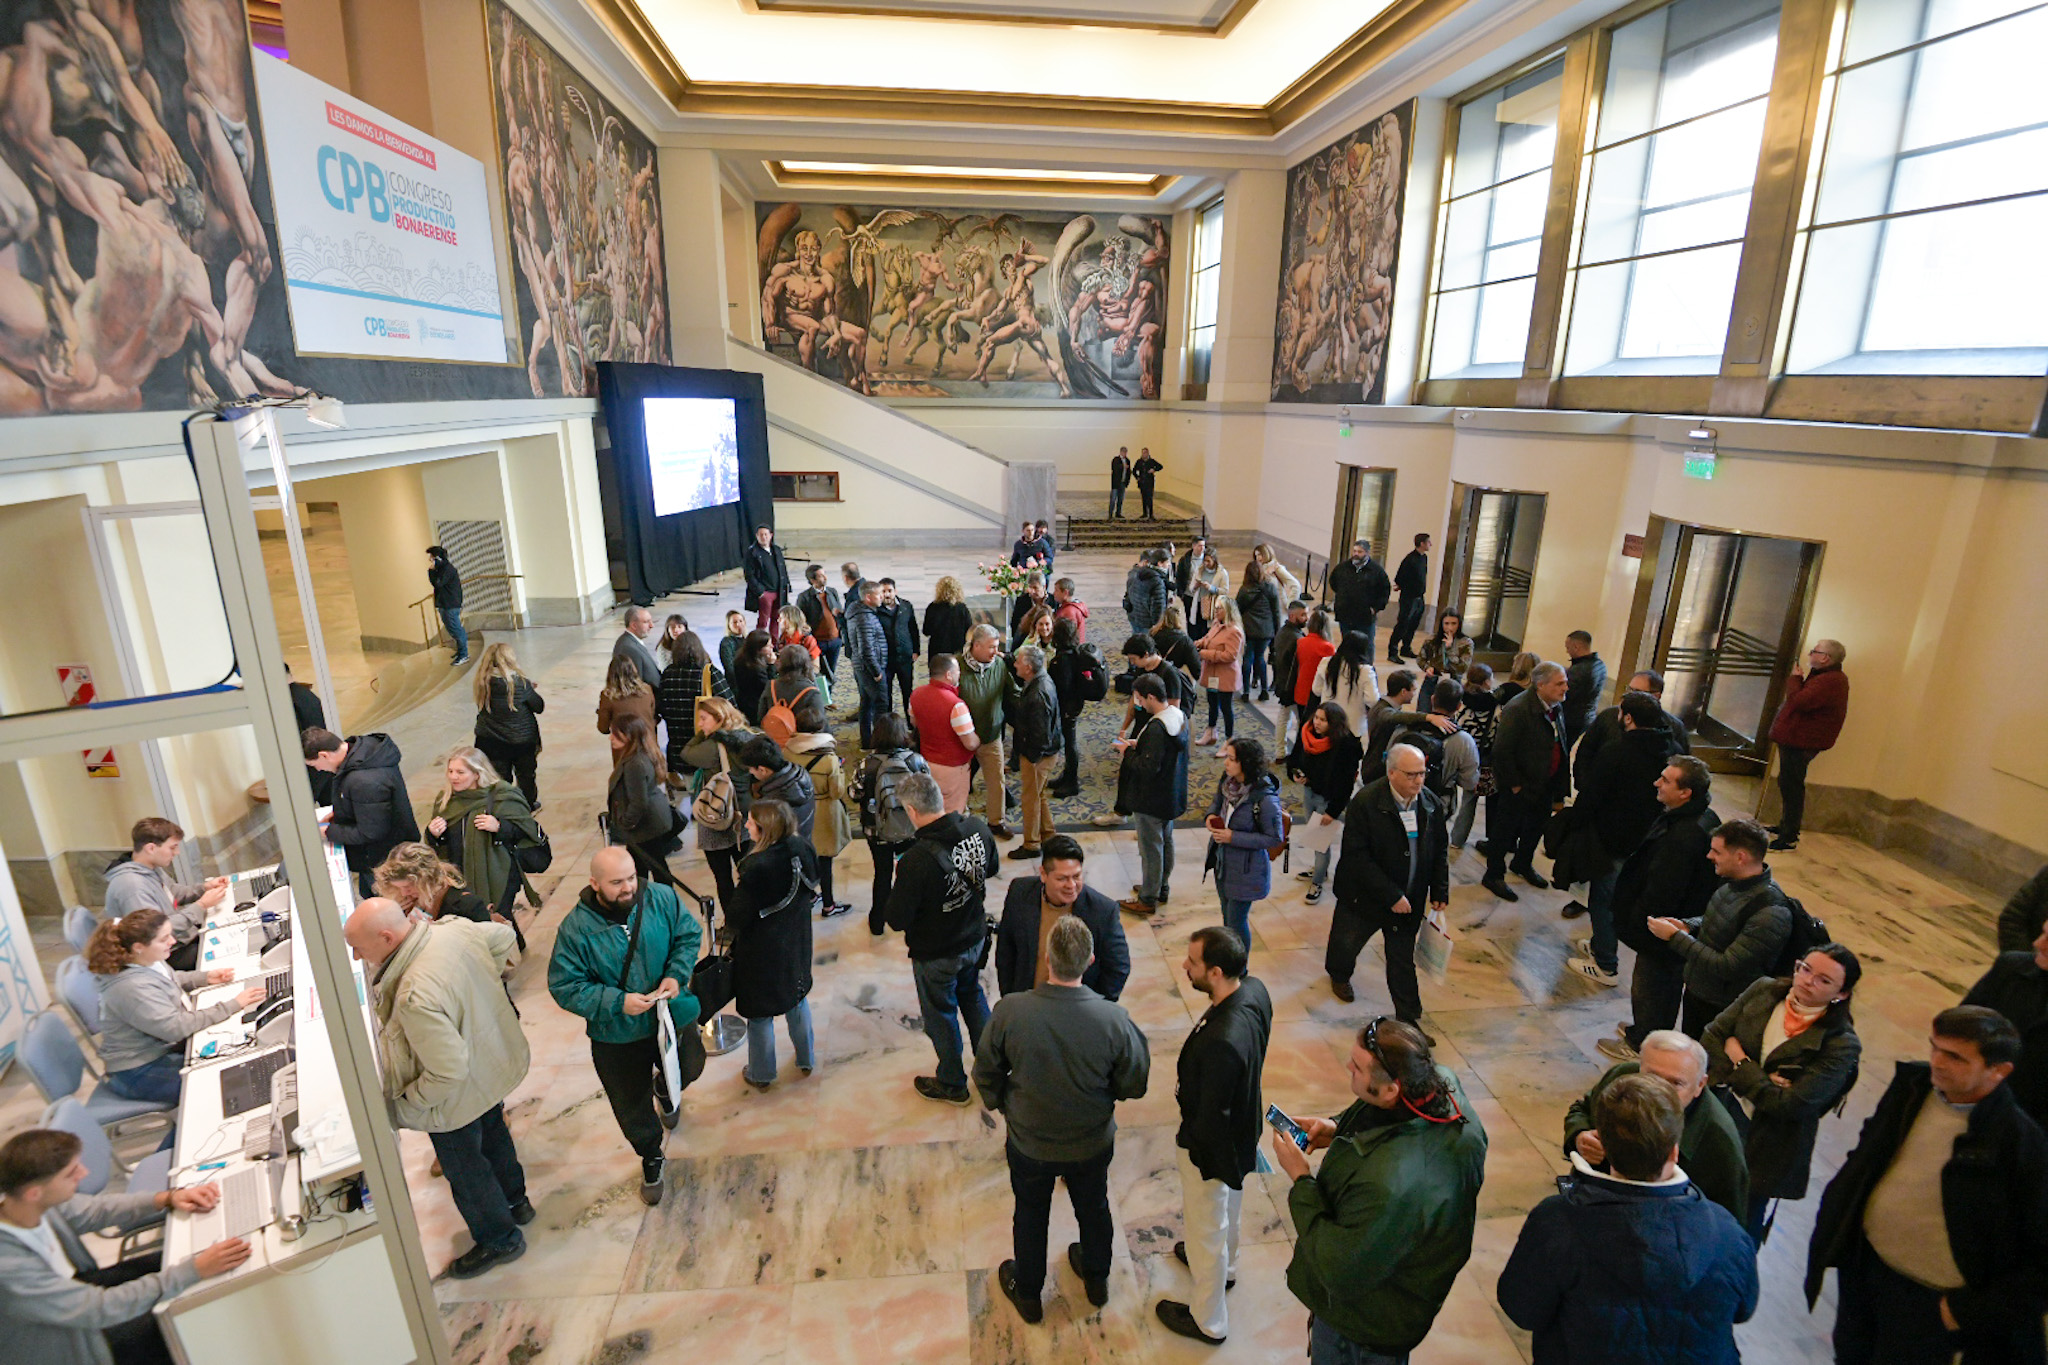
[
  {"xmin": 56, "ymin": 665, "xmax": 94, "ymax": 707},
  {"xmin": 83, "ymin": 749, "xmax": 121, "ymax": 779},
  {"xmin": 252, "ymin": 52, "xmax": 509, "ymax": 365}
]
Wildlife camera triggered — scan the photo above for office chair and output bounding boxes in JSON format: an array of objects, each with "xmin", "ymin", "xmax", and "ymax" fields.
[
  {"xmin": 20, "ymin": 1011, "xmax": 173, "ymax": 1164},
  {"xmin": 64, "ymin": 905, "xmax": 98, "ymax": 954},
  {"xmin": 41, "ymin": 1098, "xmax": 170, "ymax": 1258},
  {"xmin": 55, "ymin": 955, "xmax": 101, "ymax": 1035}
]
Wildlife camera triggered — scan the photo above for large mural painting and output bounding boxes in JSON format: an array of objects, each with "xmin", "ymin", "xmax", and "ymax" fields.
[
  {"xmin": 756, "ymin": 202, "xmax": 1170, "ymax": 400},
  {"xmin": 0, "ymin": 0, "xmax": 309, "ymax": 413},
  {"xmin": 486, "ymin": 0, "xmax": 668, "ymax": 398},
  {"xmin": 1271, "ymin": 102, "xmax": 1414, "ymax": 404}
]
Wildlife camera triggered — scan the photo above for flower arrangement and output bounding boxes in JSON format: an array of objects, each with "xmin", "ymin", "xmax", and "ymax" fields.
[{"xmin": 976, "ymin": 560, "xmax": 1034, "ymax": 597}]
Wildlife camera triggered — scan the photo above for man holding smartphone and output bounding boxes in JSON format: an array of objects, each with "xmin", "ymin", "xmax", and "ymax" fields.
[{"xmin": 1157, "ymin": 927, "xmax": 1273, "ymax": 1344}]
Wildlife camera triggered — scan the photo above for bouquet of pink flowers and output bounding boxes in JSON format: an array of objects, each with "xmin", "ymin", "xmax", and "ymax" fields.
[{"xmin": 976, "ymin": 560, "xmax": 1032, "ymax": 597}]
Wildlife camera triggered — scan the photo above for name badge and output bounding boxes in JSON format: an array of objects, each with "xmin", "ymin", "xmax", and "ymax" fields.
[{"xmin": 1400, "ymin": 808, "xmax": 1419, "ymax": 836}]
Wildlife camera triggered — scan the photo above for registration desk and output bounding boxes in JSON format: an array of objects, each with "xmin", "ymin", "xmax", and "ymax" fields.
[{"xmin": 150, "ymin": 858, "xmax": 415, "ymax": 1365}]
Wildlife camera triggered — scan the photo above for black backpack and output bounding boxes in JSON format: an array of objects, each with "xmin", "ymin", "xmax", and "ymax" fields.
[
  {"xmin": 1389, "ymin": 724, "xmax": 1454, "ymax": 800},
  {"xmin": 1074, "ymin": 644, "xmax": 1111, "ymax": 702},
  {"xmin": 1769, "ymin": 894, "xmax": 1829, "ymax": 977}
]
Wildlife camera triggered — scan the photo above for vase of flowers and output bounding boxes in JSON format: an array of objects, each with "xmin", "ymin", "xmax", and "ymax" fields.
[{"xmin": 976, "ymin": 560, "xmax": 1033, "ymax": 598}]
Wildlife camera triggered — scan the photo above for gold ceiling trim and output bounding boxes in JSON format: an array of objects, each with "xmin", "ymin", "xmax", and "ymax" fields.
[
  {"xmin": 764, "ymin": 160, "xmax": 1178, "ymax": 195},
  {"xmin": 584, "ymin": 0, "xmax": 1466, "ymax": 137},
  {"xmin": 741, "ymin": 0, "xmax": 1260, "ymax": 37}
]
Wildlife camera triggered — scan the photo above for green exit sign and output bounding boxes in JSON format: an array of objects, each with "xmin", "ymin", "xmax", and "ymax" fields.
[
  {"xmin": 1338, "ymin": 423, "xmax": 1352, "ymax": 437},
  {"xmin": 1683, "ymin": 450, "xmax": 1718, "ymax": 480}
]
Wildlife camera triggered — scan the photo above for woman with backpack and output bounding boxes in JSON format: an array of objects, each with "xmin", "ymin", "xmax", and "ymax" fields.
[
  {"xmin": 853, "ymin": 714, "xmax": 929, "ymax": 935},
  {"xmin": 657, "ymin": 628, "xmax": 731, "ymax": 774},
  {"xmin": 472, "ymin": 642, "xmax": 545, "ymax": 808},
  {"xmin": 730, "ymin": 798, "xmax": 819, "ymax": 1089},
  {"xmin": 682, "ymin": 698, "xmax": 755, "ymax": 915},
  {"xmin": 764, "ymin": 645, "xmax": 828, "ymax": 738},
  {"xmin": 607, "ymin": 714, "xmax": 683, "ymax": 889},
  {"xmin": 729, "ymin": 630, "xmax": 778, "ymax": 724},
  {"xmin": 782, "ymin": 722, "xmax": 855, "ymax": 919},
  {"xmin": 1203, "ymin": 737, "xmax": 1285, "ymax": 954},
  {"xmin": 425, "ymin": 747, "xmax": 542, "ymax": 919},
  {"xmin": 1700, "ymin": 943, "xmax": 1863, "ymax": 1242},
  {"xmin": 1045, "ymin": 617, "xmax": 1102, "ymax": 799},
  {"xmin": 1285, "ymin": 702, "xmax": 1363, "ymax": 905}
]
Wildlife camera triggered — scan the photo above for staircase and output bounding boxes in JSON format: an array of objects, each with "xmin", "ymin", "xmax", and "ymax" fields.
[
  {"xmin": 345, "ymin": 639, "xmax": 476, "ymax": 734},
  {"xmin": 1057, "ymin": 489, "xmax": 1207, "ymax": 555}
]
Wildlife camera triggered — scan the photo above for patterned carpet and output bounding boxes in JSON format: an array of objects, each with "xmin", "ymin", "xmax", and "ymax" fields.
[{"xmin": 820, "ymin": 596, "xmax": 1275, "ymax": 832}]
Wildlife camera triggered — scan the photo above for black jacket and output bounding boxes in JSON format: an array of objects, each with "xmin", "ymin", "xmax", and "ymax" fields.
[
  {"xmin": 1011, "ymin": 672, "xmax": 1063, "ymax": 761},
  {"xmin": 1568, "ymin": 725, "xmax": 1678, "ymax": 866},
  {"xmin": 741, "ymin": 542, "xmax": 791, "ymax": 610},
  {"xmin": 290, "ymin": 681, "xmax": 326, "ymax": 737},
  {"xmin": 1235, "ymin": 578, "xmax": 1282, "ymax": 639},
  {"xmin": 607, "ymin": 750, "xmax": 674, "ymax": 846},
  {"xmin": 1702, "ymin": 977, "xmax": 1862, "ymax": 1198},
  {"xmin": 1151, "ymin": 626, "xmax": 1201, "ymax": 681},
  {"xmin": 995, "ymin": 878, "xmax": 1130, "ymax": 1001},
  {"xmin": 1133, "ymin": 455, "xmax": 1161, "ymax": 488},
  {"xmin": 326, "ymin": 733, "xmax": 419, "ymax": 872},
  {"xmin": 1286, "ymin": 730, "xmax": 1363, "ymax": 810},
  {"xmin": 876, "ymin": 599, "xmax": 921, "ymax": 662},
  {"xmin": 1110, "ymin": 454, "xmax": 1131, "ymax": 489},
  {"xmin": 1334, "ymin": 778, "xmax": 1450, "ymax": 913},
  {"xmin": 1576, "ymin": 702, "xmax": 1690, "ymax": 774},
  {"xmin": 1492, "ymin": 686, "xmax": 1567, "ymax": 802},
  {"xmin": 1115, "ymin": 705, "xmax": 1189, "ymax": 820},
  {"xmin": 1046, "ymin": 644, "xmax": 1089, "ymax": 720},
  {"xmin": 922, "ymin": 600, "xmax": 973, "ymax": 659},
  {"xmin": 1997, "ymin": 867, "xmax": 2048, "ymax": 955},
  {"xmin": 1807, "ymin": 1062, "xmax": 2048, "ymax": 1362},
  {"xmin": 1612, "ymin": 793, "xmax": 1722, "ymax": 954},
  {"xmin": 474, "ymin": 674, "xmax": 545, "ymax": 749},
  {"xmin": 729, "ymin": 836, "xmax": 817, "ymax": 1018},
  {"xmin": 1176, "ymin": 977, "xmax": 1274, "ymax": 1188},
  {"xmin": 751, "ymin": 760, "xmax": 816, "ymax": 843},
  {"xmin": 1564, "ymin": 653, "xmax": 1608, "ymax": 745},
  {"xmin": 884, "ymin": 813, "xmax": 998, "ymax": 961},
  {"xmin": 1394, "ymin": 549, "xmax": 1428, "ymax": 600},
  {"xmin": 1327, "ymin": 556, "xmax": 1390, "ymax": 626},
  {"xmin": 1965, "ymin": 953, "xmax": 2048, "ymax": 1124},
  {"xmin": 428, "ymin": 556, "xmax": 463, "ymax": 609}
]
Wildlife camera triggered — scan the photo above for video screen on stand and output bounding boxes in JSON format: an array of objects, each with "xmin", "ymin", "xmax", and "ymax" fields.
[{"xmin": 644, "ymin": 397, "xmax": 742, "ymax": 518}]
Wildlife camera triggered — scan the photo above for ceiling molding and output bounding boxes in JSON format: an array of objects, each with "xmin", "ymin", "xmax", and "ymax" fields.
[
  {"xmin": 741, "ymin": 0, "xmax": 1261, "ymax": 37},
  {"xmin": 582, "ymin": 0, "xmax": 1471, "ymax": 138},
  {"xmin": 764, "ymin": 160, "xmax": 1179, "ymax": 196}
]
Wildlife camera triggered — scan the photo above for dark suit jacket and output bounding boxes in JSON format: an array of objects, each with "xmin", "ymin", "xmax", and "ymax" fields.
[
  {"xmin": 1333, "ymin": 777, "xmax": 1450, "ymax": 914},
  {"xmin": 994, "ymin": 879, "xmax": 1130, "ymax": 1001},
  {"xmin": 1493, "ymin": 685, "xmax": 1567, "ymax": 801}
]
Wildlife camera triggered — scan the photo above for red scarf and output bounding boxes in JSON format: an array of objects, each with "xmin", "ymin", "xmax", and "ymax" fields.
[{"xmin": 1300, "ymin": 726, "xmax": 1332, "ymax": 755}]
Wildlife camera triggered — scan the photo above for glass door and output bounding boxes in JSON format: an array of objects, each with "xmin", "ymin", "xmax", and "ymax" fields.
[
  {"xmin": 1441, "ymin": 485, "xmax": 1547, "ymax": 661},
  {"xmin": 1625, "ymin": 519, "xmax": 1823, "ymax": 772},
  {"xmin": 1329, "ymin": 466, "xmax": 1396, "ymax": 569}
]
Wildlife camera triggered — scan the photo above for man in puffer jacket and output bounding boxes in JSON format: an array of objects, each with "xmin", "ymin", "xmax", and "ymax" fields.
[
  {"xmin": 1498, "ymin": 1072, "xmax": 1758, "ymax": 1365},
  {"xmin": 843, "ymin": 580, "xmax": 891, "ymax": 749},
  {"xmin": 1123, "ymin": 550, "xmax": 1171, "ymax": 634},
  {"xmin": 548, "ymin": 848, "xmax": 702, "ymax": 1208},
  {"xmin": 306, "ymin": 729, "xmax": 420, "ymax": 898}
]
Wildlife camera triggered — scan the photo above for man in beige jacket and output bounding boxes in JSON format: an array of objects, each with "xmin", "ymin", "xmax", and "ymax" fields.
[{"xmin": 346, "ymin": 898, "xmax": 532, "ymax": 1279}]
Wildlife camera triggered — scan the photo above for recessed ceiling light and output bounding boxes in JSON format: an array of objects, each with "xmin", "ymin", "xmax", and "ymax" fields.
[{"xmin": 775, "ymin": 161, "xmax": 1163, "ymax": 185}]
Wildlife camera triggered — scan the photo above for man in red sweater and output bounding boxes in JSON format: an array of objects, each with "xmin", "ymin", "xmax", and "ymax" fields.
[
  {"xmin": 911, "ymin": 655, "xmax": 982, "ymax": 815},
  {"xmin": 1766, "ymin": 639, "xmax": 1849, "ymax": 851}
]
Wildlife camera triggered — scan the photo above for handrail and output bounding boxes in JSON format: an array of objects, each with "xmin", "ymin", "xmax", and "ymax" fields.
[{"xmin": 408, "ymin": 573, "xmax": 523, "ymax": 646}]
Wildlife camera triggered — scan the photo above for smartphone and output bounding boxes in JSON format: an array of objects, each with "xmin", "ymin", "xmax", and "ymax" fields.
[{"xmin": 1266, "ymin": 1103, "xmax": 1310, "ymax": 1151}]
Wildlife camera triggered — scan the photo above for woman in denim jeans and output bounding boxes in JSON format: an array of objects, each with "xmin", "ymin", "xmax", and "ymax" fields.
[
  {"xmin": 1204, "ymin": 738, "xmax": 1286, "ymax": 952},
  {"xmin": 728, "ymin": 800, "xmax": 818, "ymax": 1088},
  {"xmin": 1285, "ymin": 703, "xmax": 1363, "ymax": 904}
]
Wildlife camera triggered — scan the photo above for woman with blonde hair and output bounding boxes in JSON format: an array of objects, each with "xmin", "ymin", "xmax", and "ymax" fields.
[
  {"xmin": 922, "ymin": 574, "xmax": 973, "ymax": 668},
  {"xmin": 682, "ymin": 696, "xmax": 757, "ymax": 912},
  {"xmin": 597, "ymin": 655, "xmax": 657, "ymax": 736},
  {"xmin": 608, "ymin": 713, "xmax": 681, "ymax": 888},
  {"xmin": 776, "ymin": 604, "xmax": 823, "ymax": 668},
  {"xmin": 472, "ymin": 641, "xmax": 545, "ymax": 807},
  {"xmin": 426, "ymin": 747, "xmax": 540, "ymax": 917},
  {"xmin": 1195, "ymin": 597, "xmax": 1246, "ymax": 746},
  {"xmin": 1253, "ymin": 542, "xmax": 1302, "ymax": 605},
  {"xmin": 373, "ymin": 841, "xmax": 495, "ymax": 924},
  {"xmin": 1192, "ymin": 547, "xmax": 1231, "ymax": 635},
  {"xmin": 719, "ymin": 610, "xmax": 747, "ymax": 677},
  {"xmin": 1149, "ymin": 597, "xmax": 1202, "ymax": 679},
  {"xmin": 1497, "ymin": 650, "xmax": 1541, "ymax": 707}
]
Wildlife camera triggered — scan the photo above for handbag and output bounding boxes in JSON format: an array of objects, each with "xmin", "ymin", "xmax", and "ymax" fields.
[
  {"xmin": 618, "ymin": 900, "xmax": 706, "ymax": 1102},
  {"xmin": 690, "ymin": 951, "xmax": 735, "ymax": 1016},
  {"xmin": 1416, "ymin": 904, "xmax": 1458, "ymax": 983}
]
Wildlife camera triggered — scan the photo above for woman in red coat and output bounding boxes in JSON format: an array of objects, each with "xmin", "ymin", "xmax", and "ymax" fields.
[{"xmin": 1767, "ymin": 639, "xmax": 1849, "ymax": 852}]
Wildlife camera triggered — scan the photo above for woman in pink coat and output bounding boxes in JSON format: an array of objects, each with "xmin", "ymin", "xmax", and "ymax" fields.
[{"xmin": 1195, "ymin": 598, "xmax": 1246, "ymax": 747}]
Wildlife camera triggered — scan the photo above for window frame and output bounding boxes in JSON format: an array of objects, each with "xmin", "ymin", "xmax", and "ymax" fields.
[
  {"xmin": 1185, "ymin": 196, "xmax": 1225, "ymax": 387},
  {"xmin": 769, "ymin": 470, "xmax": 842, "ymax": 502}
]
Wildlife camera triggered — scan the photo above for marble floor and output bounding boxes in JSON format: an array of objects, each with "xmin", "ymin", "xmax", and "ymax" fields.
[{"xmin": 4, "ymin": 544, "xmax": 2014, "ymax": 1365}]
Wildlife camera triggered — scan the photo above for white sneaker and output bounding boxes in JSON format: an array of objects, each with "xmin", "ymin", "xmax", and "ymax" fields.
[
  {"xmin": 1570, "ymin": 936, "xmax": 1592, "ymax": 959},
  {"xmin": 1569, "ymin": 957, "xmax": 1620, "ymax": 986}
]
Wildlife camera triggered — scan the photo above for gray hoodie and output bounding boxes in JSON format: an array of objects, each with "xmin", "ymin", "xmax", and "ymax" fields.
[
  {"xmin": 99, "ymin": 861, "xmax": 207, "ymax": 944},
  {"xmin": 95, "ymin": 963, "xmax": 243, "ymax": 1074},
  {"xmin": 0, "ymin": 1189, "xmax": 196, "ymax": 1365}
]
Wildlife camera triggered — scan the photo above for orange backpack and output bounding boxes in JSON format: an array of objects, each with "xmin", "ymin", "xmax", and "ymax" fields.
[{"xmin": 761, "ymin": 681, "xmax": 817, "ymax": 747}]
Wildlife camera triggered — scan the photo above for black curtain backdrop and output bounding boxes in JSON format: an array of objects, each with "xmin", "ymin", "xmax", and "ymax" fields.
[{"xmin": 595, "ymin": 362, "xmax": 773, "ymax": 603}]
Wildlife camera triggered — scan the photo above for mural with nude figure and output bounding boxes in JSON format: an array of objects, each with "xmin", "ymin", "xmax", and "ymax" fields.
[
  {"xmin": 1271, "ymin": 101, "xmax": 1414, "ymax": 404},
  {"xmin": 484, "ymin": 0, "xmax": 669, "ymax": 398},
  {"xmin": 756, "ymin": 201, "xmax": 1170, "ymax": 400}
]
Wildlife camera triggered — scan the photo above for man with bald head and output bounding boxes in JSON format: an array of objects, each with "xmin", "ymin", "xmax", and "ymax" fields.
[
  {"xmin": 347, "ymin": 896, "xmax": 531, "ymax": 1279},
  {"xmin": 614, "ymin": 605, "xmax": 662, "ymax": 693},
  {"xmin": 547, "ymin": 848, "xmax": 702, "ymax": 1206}
]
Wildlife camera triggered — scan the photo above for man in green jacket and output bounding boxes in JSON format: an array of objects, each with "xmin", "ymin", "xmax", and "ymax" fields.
[
  {"xmin": 1275, "ymin": 1017, "xmax": 1487, "ymax": 1364},
  {"xmin": 547, "ymin": 848, "xmax": 702, "ymax": 1208},
  {"xmin": 1562, "ymin": 1030, "xmax": 1749, "ymax": 1222},
  {"xmin": 957, "ymin": 624, "xmax": 1014, "ymax": 838}
]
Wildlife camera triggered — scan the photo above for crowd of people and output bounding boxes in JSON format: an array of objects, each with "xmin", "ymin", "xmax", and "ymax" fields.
[{"xmin": 14, "ymin": 521, "xmax": 2048, "ymax": 1365}]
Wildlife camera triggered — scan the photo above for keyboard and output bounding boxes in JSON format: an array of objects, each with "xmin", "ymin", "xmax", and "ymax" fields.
[
  {"xmin": 221, "ymin": 1050, "xmax": 292, "ymax": 1118},
  {"xmin": 240, "ymin": 971, "xmax": 291, "ymax": 1024},
  {"xmin": 242, "ymin": 1117, "xmax": 270, "ymax": 1159},
  {"xmin": 219, "ymin": 1166, "xmax": 267, "ymax": 1240}
]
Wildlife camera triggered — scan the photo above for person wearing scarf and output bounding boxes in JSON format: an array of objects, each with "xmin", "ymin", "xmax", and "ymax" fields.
[
  {"xmin": 1286, "ymin": 703, "xmax": 1363, "ymax": 905},
  {"xmin": 427, "ymin": 748, "xmax": 541, "ymax": 916}
]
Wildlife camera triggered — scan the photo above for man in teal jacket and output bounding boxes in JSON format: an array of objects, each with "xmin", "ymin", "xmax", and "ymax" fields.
[
  {"xmin": 548, "ymin": 847, "xmax": 702, "ymax": 1207},
  {"xmin": 1274, "ymin": 1017, "xmax": 1488, "ymax": 1364}
]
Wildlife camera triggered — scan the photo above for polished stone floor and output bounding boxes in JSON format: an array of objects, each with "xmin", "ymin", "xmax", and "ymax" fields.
[{"xmin": 5, "ymin": 544, "xmax": 2014, "ymax": 1365}]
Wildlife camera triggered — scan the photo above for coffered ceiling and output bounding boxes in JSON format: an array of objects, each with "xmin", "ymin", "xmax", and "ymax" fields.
[{"xmin": 749, "ymin": 0, "xmax": 1253, "ymax": 33}]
